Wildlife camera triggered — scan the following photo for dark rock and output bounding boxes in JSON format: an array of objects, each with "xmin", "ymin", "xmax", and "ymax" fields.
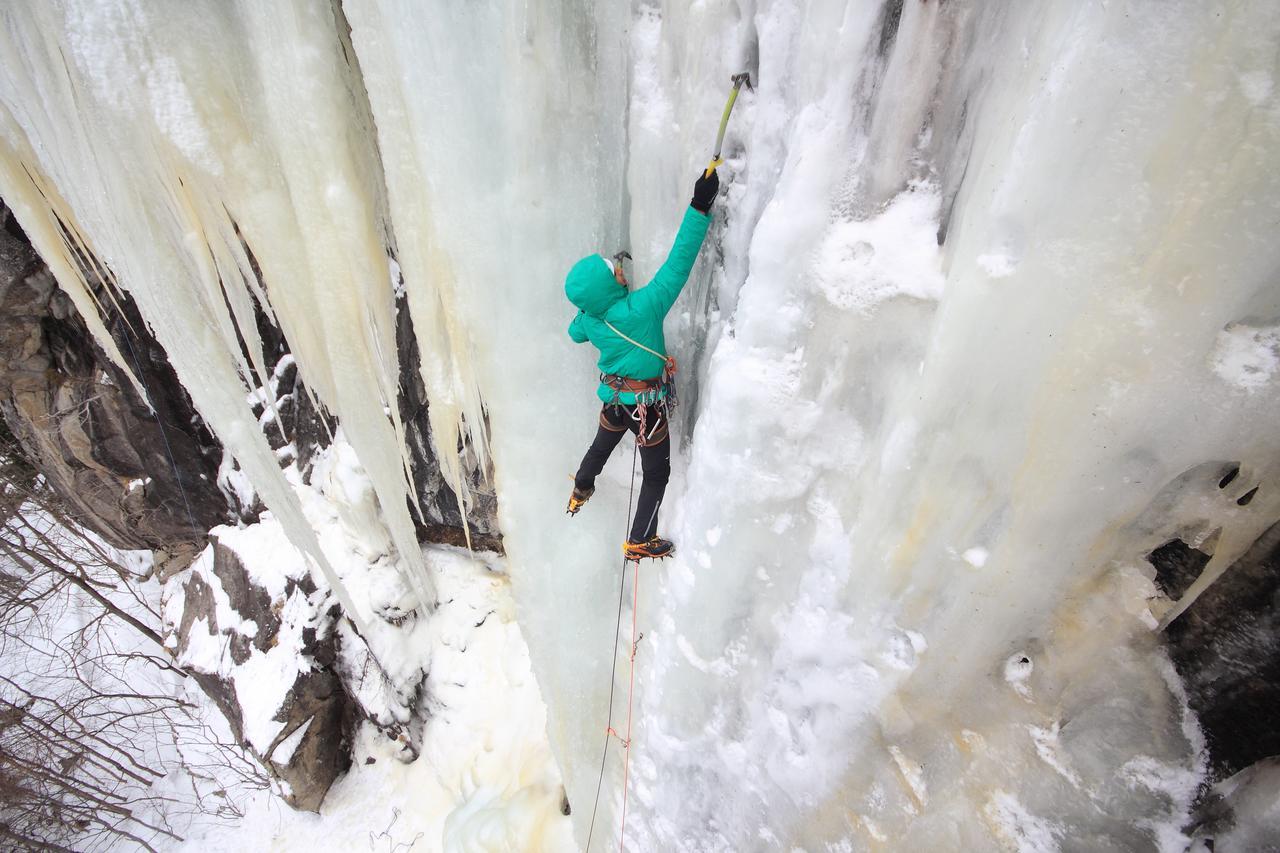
[
  {"xmin": 0, "ymin": 203, "xmax": 227, "ymax": 550},
  {"xmin": 332, "ymin": 613, "xmax": 426, "ymax": 763},
  {"xmin": 263, "ymin": 669, "xmax": 354, "ymax": 813},
  {"xmin": 210, "ymin": 539, "xmax": 280, "ymax": 653},
  {"xmin": 1163, "ymin": 519, "xmax": 1280, "ymax": 781},
  {"xmin": 2, "ymin": 203, "xmax": 505, "ymax": 813},
  {"xmin": 1147, "ymin": 538, "xmax": 1211, "ymax": 601},
  {"xmin": 154, "ymin": 541, "xmax": 206, "ymax": 581},
  {"xmin": 293, "ymin": 383, "xmax": 338, "ymax": 482},
  {"xmin": 394, "ymin": 290, "xmax": 503, "ymax": 553},
  {"xmin": 169, "ymin": 536, "xmax": 353, "ymax": 812}
]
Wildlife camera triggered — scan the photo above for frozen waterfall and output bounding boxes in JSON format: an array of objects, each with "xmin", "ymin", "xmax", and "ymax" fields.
[{"xmin": 2, "ymin": 0, "xmax": 1278, "ymax": 850}]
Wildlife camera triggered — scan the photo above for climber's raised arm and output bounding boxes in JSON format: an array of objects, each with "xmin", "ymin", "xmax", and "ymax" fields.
[{"xmin": 631, "ymin": 170, "xmax": 719, "ymax": 319}]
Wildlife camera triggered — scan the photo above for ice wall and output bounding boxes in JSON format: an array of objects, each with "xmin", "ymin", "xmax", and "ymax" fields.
[
  {"xmin": 0, "ymin": 0, "xmax": 634, "ymax": 837},
  {"xmin": 620, "ymin": 1, "xmax": 1280, "ymax": 849},
  {"xmin": 337, "ymin": 0, "xmax": 633, "ymax": 830}
]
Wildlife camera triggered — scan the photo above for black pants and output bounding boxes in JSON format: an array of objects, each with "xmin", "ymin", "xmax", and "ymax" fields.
[{"xmin": 574, "ymin": 403, "xmax": 671, "ymax": 543}]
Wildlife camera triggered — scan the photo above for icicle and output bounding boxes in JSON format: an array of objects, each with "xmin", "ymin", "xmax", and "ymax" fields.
[
  {"xmin": 0, "ymin": 0, "xmax": 438, "ymax": 625},
  {"xmin": 341, "ymin": 0, "xmax": 493, "ymax": 522},
  {"xmin": 0, "ymin": 107, "xmax": 147, "ymax": 405}
]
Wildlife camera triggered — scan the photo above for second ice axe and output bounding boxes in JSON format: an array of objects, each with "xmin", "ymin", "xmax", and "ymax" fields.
[{"xmin": 705, "ymin": 72, "xmax": 753, "ymax": 178}]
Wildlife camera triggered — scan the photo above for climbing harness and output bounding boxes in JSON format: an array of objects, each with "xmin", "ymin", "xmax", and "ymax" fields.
[
  {"xmin": 704, "ymin": 72, "xmax": 753, "ymax": 178},
  {"xmin": 601, "ymin": 319, "xmax": 679, "ymax": 412},
  {"xmin": 586, "ymin": 442, "xmax": 641, "ymax": 852}
]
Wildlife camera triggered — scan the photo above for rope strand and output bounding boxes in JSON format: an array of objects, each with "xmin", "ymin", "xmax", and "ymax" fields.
[
  {"xmin": 113, "ymin": 314, "xmax": 201, "ymax": 535},
  {"xmin": 585, "ymin": 441, "xmax": 640, "ymax": 852},
  {"xmin": 618, "ymin": 555, "xmax": 641, "ymax": 850},
  {"xmin": 603, "ymin": 319, "xmax": 667, "ymax": 364}
]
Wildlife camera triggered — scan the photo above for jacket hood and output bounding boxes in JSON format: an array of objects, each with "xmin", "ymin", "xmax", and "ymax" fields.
[{"xmin": 565, "ymin": 254, "xmax": 625, "ymax": 317}]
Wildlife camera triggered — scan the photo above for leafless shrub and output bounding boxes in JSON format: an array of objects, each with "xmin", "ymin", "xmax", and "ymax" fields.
[{"xmin": 0, "ymin": 433, "xmax": 266, "ymax": 851}]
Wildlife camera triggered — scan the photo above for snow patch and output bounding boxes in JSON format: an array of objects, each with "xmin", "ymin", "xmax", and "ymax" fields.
[
  {"xmin": 1004, "ymin": 652, "xmax": 1035, "ymax": 700},
  {"xmin": 813, "ymin": 184, "xmax": 945, "ymax": 313},
  {"xmin": 1209, "ymin": 322, "xmax": 1280, "ymax": 392},
  {"xmin": 216, "ymin": 452, "xmax": 256, "ymax": 512},
  {"xmin": 1029, "ymin": 722, "xmax": 1081, "ymax": 787},
  {"xmin": 978, "ymin": 252, "xmax": 1019, "ymax": 278},
  {"xmin": 984, "ymin": 790, "xmax": 1063, "ymax": 853}
]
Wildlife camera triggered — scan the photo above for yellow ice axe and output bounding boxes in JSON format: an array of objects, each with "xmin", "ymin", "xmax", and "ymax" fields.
[{"xmin": 705, "ymin": 72, "xmax": 753, "ymax": 178}]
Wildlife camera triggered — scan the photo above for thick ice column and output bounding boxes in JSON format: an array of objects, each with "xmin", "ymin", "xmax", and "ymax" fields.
[
  {"xmin": 221, "ymin": 0, "xmax": 436, "ymax": 608},
  {"xmin": 337, "ymin": 0, "xmax": 498, "ymax": 530},
  {"xmin": 623, "ymin": 2, "xmax": 947, "ymax": 845},
  {"xmin": 340, "ymin": 1, "xmax": 630, "ymax": 844}
]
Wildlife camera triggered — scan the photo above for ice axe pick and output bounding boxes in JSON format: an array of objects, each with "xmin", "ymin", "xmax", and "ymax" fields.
[{"xmin": 705, "ymin": 72, "xmax": 753, "ymax": 178}]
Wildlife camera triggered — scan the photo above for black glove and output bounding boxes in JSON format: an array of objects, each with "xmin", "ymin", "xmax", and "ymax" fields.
[{"xmin": 691, "ymin": 168, "xmax": 720, "ymax": 213}]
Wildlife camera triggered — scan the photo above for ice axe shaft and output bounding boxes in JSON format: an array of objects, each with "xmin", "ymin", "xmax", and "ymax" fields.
[{"xmin": 705, "ymin": 72, "xmax": 752, "ymax": 178}]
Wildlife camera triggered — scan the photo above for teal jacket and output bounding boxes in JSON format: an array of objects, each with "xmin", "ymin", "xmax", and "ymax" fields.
[{"xmin": 565, "ymin": 206, "xmax": 711, "ymax": 405}]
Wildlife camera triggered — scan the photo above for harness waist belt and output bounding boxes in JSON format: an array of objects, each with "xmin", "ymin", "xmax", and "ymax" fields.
[{"xmin": 601, "ymin": 373, "xmax": 661, "ymax": 393}]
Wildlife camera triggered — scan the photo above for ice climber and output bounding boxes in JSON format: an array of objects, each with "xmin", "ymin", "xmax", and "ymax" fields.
[{"xmin": 564, "ymin": 168, "xmax": 720, "ymax": 561}]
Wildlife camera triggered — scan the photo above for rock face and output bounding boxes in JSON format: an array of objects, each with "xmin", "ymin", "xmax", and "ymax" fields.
[
  {"xmin": 1148, "ymin": 538, "xmax": 1211, "ymax": 602},
  {"xmin": 394, "ymin": 290, "xmax": 502, "ymax": 552},
  {"xmin": 0, "ymin": 205, "xmax": 227, "ymax": 554},
  {"xmin": 1160, "ymin": 520, "xmax": 1280, "ymax": 781},
  {"xmin": 1152, "ymin": 515, "xmax": 1280, "ymax": 846},
  {"xmin": 168, "ymin": 534, "xmax": 353, "ymax": 812}
]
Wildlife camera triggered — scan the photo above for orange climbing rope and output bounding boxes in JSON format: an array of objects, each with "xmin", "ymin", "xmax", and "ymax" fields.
[{"xmin": 618, "ymin": 556, "xmax": 641, "ymax": 850}]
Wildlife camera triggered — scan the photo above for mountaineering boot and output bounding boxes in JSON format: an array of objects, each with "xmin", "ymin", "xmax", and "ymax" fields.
[
  {"xmin": 566, "ymin": 485, "xmax": 594, "ymax": 516},
  {"xmin": 623, "ymin": 536, "xmax": 675, "ymax": 561}
]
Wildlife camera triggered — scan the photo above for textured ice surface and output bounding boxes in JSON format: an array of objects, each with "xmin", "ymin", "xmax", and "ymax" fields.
[
  {"xmin": 1210, "ymin": 323, "xmax": 1280, "ymax": 393},
  {"xmin": 604, "ymin": 1, "xmax": 1280, "ymax": 850}
]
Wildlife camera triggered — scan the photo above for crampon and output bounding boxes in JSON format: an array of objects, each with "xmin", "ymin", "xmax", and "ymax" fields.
[
  {"xmin": 623, "ymin": 536, "xmax": 675, "ymax": 561},
  {"xmin": 566, "ymin": 485, "xmax": 594, "ymax": 516}
]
